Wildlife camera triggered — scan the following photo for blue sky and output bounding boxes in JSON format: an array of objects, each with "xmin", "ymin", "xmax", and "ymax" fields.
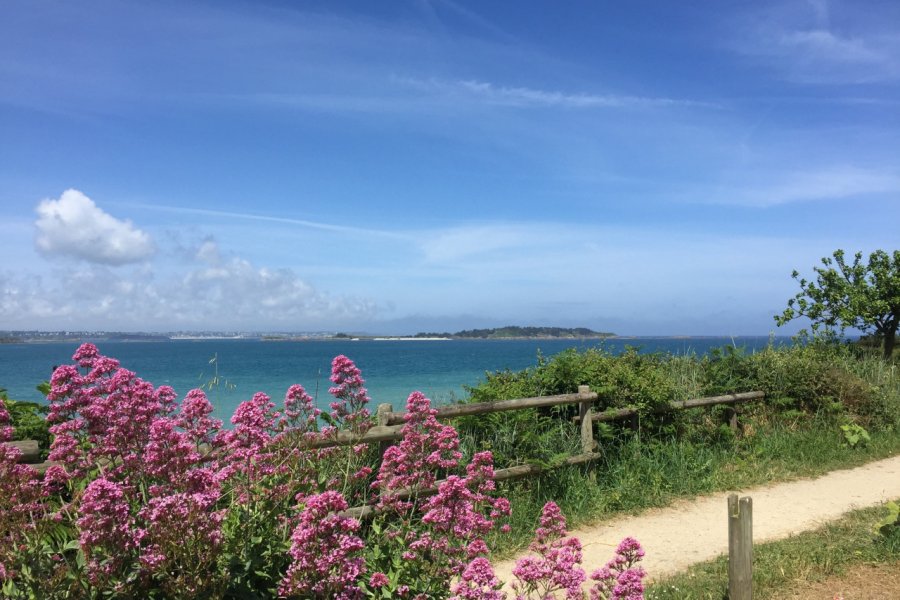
[{"xmin": 1, "ymin": 0, "xmax": 898, "ymax": 335}]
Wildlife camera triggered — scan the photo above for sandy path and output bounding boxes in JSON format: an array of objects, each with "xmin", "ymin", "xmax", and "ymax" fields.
[{"xmin": 492, "ymin": 454, "xmax": 900, "ymax": 584}]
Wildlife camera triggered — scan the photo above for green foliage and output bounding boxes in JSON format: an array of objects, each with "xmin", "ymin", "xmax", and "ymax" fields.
[
  {"xmin": 840, "ymin": 423, "xmax": 871, "ymax": 448},
  {"xmin": 776, "ymin": 249, "xmax": 900, "ymax": 359},
  {"xmin": 877, "ymin": 500, "xmax": 900, "ymax": 537},
  {"xmin": 461, "ymin": 340, "xmax": 900, "ymax": 474},
  {"xmin": 0, "ymin": 386, "xmax": 51, "ymax": 450},
  {"xmin": 460, "ymin": 338, "xmax": 900, "ymax": 559}
]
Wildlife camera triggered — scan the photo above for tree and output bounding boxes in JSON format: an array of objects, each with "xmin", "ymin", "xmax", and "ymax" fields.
[{"xmin": 775, "ymin": 249, "xmax": 900, "ymax": 359}]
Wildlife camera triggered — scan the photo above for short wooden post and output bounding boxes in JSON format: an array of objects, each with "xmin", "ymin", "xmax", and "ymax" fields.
[
  {"xmin": 728, "ymin": 494, "xmax": 753, "ymax": 600},
  {"xmin": 726, "ymin": 406, "xmax": 740, "ymax": 434},
  {"xmin": 578, "ymin": 385, "xmax": 595, "ymax": 453},
  {"xmin": 376, "ymin": 403, "xmax": 394, "ymax": 458}
]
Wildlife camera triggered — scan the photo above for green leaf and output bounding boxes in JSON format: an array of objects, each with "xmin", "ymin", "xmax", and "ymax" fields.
[{"xmin": 876, "ymin": 501, "xmax": 899, "ymax": 535}]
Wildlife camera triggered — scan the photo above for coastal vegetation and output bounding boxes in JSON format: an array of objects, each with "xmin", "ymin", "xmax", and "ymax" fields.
[
  {"xmin": 0, "ymin": 345, "xmax": 642, "ymax": 599},
  {"xmin": 456, "ymin": 337, "xmax": 900, "ymax": 556},
  {"xmin": 2, "ymin": 330, "xmax": 899, "ymax": 598}
]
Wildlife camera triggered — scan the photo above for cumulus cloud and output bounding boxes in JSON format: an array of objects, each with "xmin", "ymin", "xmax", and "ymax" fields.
[{"xmin": 34, "ymin": 189, "xmax": 155, "ymax": 265}]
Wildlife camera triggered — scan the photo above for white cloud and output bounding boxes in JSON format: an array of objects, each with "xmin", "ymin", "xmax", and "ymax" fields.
[
  {"xmin": 398, "ymin": 77, "xmax": 711, "ymax": 110},
  {"xmin": 34, "ymin": 189, "xmax": 155, "ymax": 265},
  {"xmin": 732, "ymin": 3, "xmax": 900, "ymax": 83},
  {"xmin": 0, "ymin": 240, "xmax": 377, "ymax": 331}
]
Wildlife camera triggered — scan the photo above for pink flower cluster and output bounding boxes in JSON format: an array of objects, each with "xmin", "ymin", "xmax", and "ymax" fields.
[
  {"xmin": 451, "ymin": 557, "xmax": 506, "ymax": 600},
  {"xmin": 506, "ymin": 503, "xmax": 646, "ymax": 600},
  {"xmin": 512, "ymin": 502, "xmax": 585, "ymax": 599},
  {"xmin": 47, "ymin": 343, "xmax": 180, "ymax": 481},
  {"xmin": 373, "ymin": 390, "xmax": 463, "ymax": 511},
  {"xmin": 77, "ymin": 478, "xmax": 136, "ymax": 584},
  {"xmin": 280, "ymin": 383, "xmax": 320, "ymax": 435},
  {"xmin": 360, "ymin": 391, "xmax": 512, "ymax": 594},
  {"xmin": 588, "ymin": 537, "xmax": 646, "ymax": 600},
  {"xmin": 279, "ymin": 491, "xmax": 365, "ymax": 599},
  {"xmin": 45, "ymin": 344, "xmax": 228, "ymax": 588},
  {"xmin": 0, "ymin": 404, "xmax": 45, "ymax": 582},
  {"xmin": 328, "ymin": 354, "xmax": 371, "ymax": 432}
]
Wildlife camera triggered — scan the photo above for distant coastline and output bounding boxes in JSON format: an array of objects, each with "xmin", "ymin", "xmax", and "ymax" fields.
[{"xmin": 0, "ymin": 329, "xmax": 785, "ymax": 344}]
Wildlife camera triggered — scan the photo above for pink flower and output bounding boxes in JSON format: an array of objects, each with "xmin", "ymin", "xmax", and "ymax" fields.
[
  {"xmin": 328, "ymin": 355, "xmax": 371, "ymax": 432},
  {"xmin": 176, "ymin": 388, "xmax": 222, "ymax": 445},
  {"xmin": 512, "ymin": 502, "xmax": 585, "ymax": 600},
  {"xmin": 589, "ymin": 537, "xmax": 646, "ymax": 600},
  {"xmin": 451, "ymin": 557, "xmax": 506, "ymax": 600},
  {"xmin": 77, "ymin": 478, "xmax": 136, "ymax": 582},
  {"xmin": 373, "ymin": 391, "xmax": 462, "ymax": 511},
  {"xmin": 279, "ymin": 491, "xmax": 365, "ymax": 599}
]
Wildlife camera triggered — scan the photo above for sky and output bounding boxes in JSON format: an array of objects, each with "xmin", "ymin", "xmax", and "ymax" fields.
[{"xmin": 1, "ymin": 0, "xmax": 898, "ymax": 335}]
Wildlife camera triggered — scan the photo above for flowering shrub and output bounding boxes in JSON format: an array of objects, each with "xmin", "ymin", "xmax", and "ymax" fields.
[{"xmin": 0, "ymin": 344, "xmax": 646, "ymax": 599}]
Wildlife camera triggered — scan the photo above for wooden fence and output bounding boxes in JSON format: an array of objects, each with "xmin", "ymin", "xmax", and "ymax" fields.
[{"xmin": 6, "ymin": 388, "xmax": 766, "ymax": 487}]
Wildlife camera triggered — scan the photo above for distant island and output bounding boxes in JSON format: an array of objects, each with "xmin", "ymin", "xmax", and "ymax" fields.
[{"xmin": 409, "ymin": 326, "xmax": 615, "ymax": 339}]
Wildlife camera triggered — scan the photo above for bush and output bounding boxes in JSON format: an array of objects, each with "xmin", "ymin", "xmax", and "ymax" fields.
[{"xmin": 0, "ymin": 387, "xmax": 50, "ymax": 451}]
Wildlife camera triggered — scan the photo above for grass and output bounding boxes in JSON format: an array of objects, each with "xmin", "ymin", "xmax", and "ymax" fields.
[
  {"xmin": 645, "ymin": 501, "xmax": 900, "ymax": 599},
  {"xmin": 487, "ymin": 414, "xmax": 900, "ymax": 557}
]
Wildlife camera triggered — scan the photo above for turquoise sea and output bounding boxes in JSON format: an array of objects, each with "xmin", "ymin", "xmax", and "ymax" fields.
[{"xmin": 0, "ymin": 337, "xmax": 784, "ymax": 423}]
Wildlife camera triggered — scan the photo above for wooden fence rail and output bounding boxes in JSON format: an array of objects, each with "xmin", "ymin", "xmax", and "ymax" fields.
[
  {"xmin": 574, "ymin": 390, "xmax": 766, "ymax": 423},
  {"xmin": 380, "ymin": 389, "xmax": 599, "ymax": 426},
  {"xmin": 5, "ymin": 388, "xmax": 766, "ymax": 481}
]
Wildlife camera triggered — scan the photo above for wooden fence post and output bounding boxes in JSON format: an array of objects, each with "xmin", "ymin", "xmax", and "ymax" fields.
[
  {"xmin": 726, "ymin": 406, "xmax": 740, "ymax": 434},
  {"xmin": 728, "ymin": 494, "xmax": 753, "ymax": 600},
  {"xmin": 376, "ymin": 403, "xmax": 394, "ymax": 458},
  {"xmin": 578, "ymin": 385, "xmax": 595, "ymax": 453}
]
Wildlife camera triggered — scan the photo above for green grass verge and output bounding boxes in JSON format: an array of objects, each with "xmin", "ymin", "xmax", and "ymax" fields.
[
  {"xmin": 487, "ymin": 416, "xmax": 900, "ymax": 557},
  {"xmin": 645, "ymin": 501, "xmax": 900, "ymax": 599}
]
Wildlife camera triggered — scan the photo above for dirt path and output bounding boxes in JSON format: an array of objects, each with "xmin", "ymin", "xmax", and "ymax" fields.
[{"xmin": 492, "ymin": 454, "xmax": 900, "ymax": 584}]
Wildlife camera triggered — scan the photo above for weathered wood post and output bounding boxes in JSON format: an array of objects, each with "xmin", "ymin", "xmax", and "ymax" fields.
[
  {"xmin": 578, "ymin": 385, "xmax": 595, "ymax": 453},
  {"xmin": 376, "ymin": 403, "xmax": 394, "ymax": 458},
  {"xmin": 4, "ymin": 440, "xmax": 41, "ymax": 464},
  {"xmin": 728, "ymin": 494, "xmax": 753, "ymax": 600},
  {"xmin": 724, "ymin": 406, "xmax": 739, "ymax": 434}
]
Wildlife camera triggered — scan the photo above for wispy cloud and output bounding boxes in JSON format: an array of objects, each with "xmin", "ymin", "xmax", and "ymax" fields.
[
  {"xmin": 398, "ymin": 77, "xmax": 715, "ymax": 110},
  {"xmin": 125, "ymin": 203, "xmax": 406, "ymax": 240},
  {"xmin": 732, "ymin": 2, "xmax": 900, "ymax": 83},
  {"xmin": 689, "ymin": 165, "xmax": 900, "ymax": 207}
]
